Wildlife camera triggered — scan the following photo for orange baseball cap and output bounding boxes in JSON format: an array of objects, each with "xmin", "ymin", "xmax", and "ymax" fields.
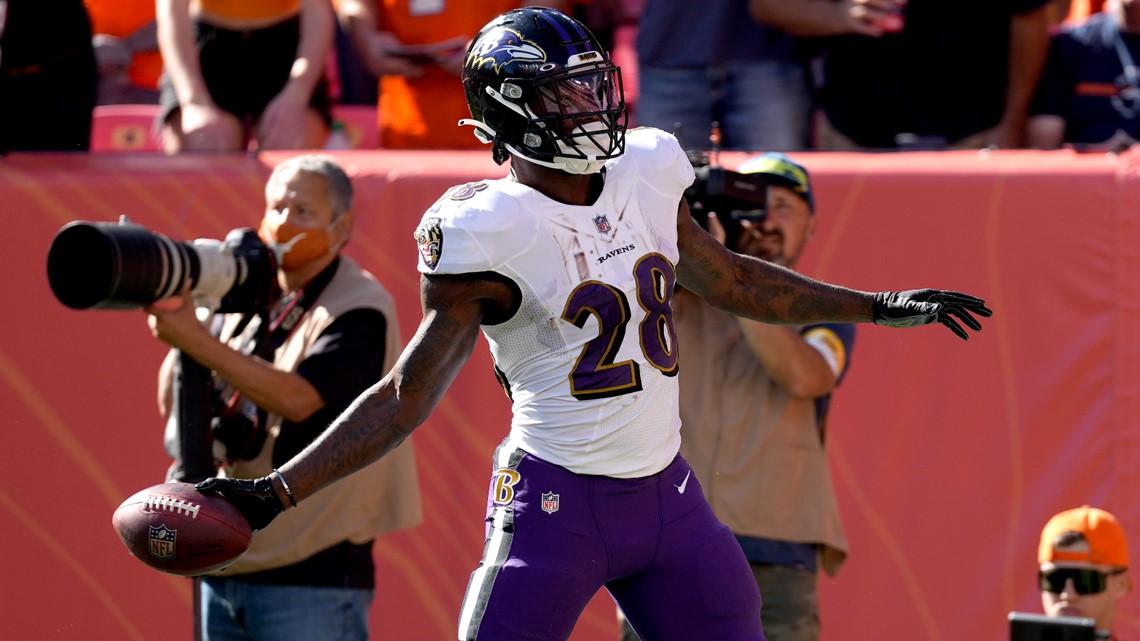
[{"xmin": 1038, "ymin": 505, "xmax": 1129, "ymax": 568}]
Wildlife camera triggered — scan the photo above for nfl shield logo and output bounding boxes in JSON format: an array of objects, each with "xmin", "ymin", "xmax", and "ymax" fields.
[
  {"xmin": 593, "ymin": 215, "xmax": 611, "ymax": 233},
  {"xmin": 148, "ymin": 524, "xmax": 177, "ymax": 560},
  {"xmin": 541, "ymin": 492, "xmax": 559, "ymax": 514}
]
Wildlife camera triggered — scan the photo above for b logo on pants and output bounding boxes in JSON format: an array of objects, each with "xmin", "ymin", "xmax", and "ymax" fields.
[{"xmin": 492, "ymin": 469, "xmax": 521, "ymax": 505}]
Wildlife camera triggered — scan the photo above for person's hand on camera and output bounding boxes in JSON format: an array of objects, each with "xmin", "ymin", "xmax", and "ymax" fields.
[
  {"xmin": 872, "ymin": 289, "xmax": 992, "ymax": 340},
  {"xmin": 196, "ymin": 476, "xmax": 286, "ymax": 532},
  {"xmin": 704, "ymin": 212, "xmax": 728, "ymax": 246},
  {"xmin": 144, "ymin": 280, "xmax": 209, "ymax": 350}
]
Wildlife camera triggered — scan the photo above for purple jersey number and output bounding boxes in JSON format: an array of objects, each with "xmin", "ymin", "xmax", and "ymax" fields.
[{"xmin": 561, "ymin": 253, "xmax": 679, "ymax": 400}]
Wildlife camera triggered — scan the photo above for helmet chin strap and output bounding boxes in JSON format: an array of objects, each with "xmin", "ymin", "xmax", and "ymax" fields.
[
  {"xmin": 504, "ymin": 145, "xmax": 606, "ymax": 174},
  {"xmin": 459, "ymin": 118, "xmax": 513, "ymax": 164},
  {"xmin": 458, "ymin": 118, "xmax": 495, "ymax": 144},
  {"xmin": 462, "ymin": 116, "xmax": 607, "ymax": 174},
  {"xmin": 553, "ymin": 122, "xmax": 613, "ymax": 174},
  {"xmin": 460, "ymin": 116, "xmax": 612, "ymax": 174}
]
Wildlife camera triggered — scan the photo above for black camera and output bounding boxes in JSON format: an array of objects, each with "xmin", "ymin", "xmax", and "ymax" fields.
[
  {"xmin": 684, "ymin": 150, "xmax": 769, "ymax": 249},
  {"xmin": 46, "ymin": 217, "xmax": 278, "ymax": 313}
]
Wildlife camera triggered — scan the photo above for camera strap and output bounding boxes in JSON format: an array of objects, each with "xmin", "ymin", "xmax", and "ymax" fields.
[
  {"xmin": 219, "ymin": 258, "xmax": 340, "ymax": 418},
  {"xmin": 267, "ymin": 257, "xmax": 338, "ymax": 345}
]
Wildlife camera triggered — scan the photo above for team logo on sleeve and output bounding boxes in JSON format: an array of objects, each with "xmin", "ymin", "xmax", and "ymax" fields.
[
  {"xmin": 803, "ymin": 327, "xmax": 847, "ymax": 373},
  {"xmin": 448, "ymin": 182, "xmax": 489, "ymax": 201},
  {"xmin": 415, "ymin": 217, "xmax": 444, "ymax": 270},
  {"xmin": 465, "ymin": 28, "xmax": 545, "ymax": 72}
]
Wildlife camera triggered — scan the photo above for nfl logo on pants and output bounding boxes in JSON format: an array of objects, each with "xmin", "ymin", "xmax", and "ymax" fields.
[{"xmin": 541, "ymin": 492, "xmax": 559, "ymax": 514}]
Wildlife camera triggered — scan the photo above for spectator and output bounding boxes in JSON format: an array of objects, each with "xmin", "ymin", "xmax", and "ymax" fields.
[
  {"xmin": 571, "ymin": 0, "xmax": 624, "ymax": 53},
  {"xmin": 0, "ymin": 0, "xmax": 97, "ymax": 153},
  {"xmin": 330, "ymin": 0, "xmax": 378, "ymax": 105},
  {"xmin": 1038, "ymin": 505, "xmax": 1131, "ymax": 638},
  {"xmin": 1047, "ymin": 1, "xmax": 1077, "ymax": 24},
  {"xmin": 85, "ymin": 0, "xmax": 161, "ymax": 105},
  {"xmin": 1065, "ymin": 0, "xmax": 1110, "ymax": 22},
  {"xmin": 193, "ymin": 9, "xmax": 990, "ymax": 641},
  {"xmin": 1027, "ymin": 0, "xmax": 1140, "ymax": 150},
  {"xmin": 635, "ymin": 0, "xmax": 812, "ymax": 151},
  {"xmin": 335, "ymin": 0, "xmax": 570, "ymax": 148},
  {"xmin": 619, "ymin": 153, "xmax": 855, "ymax": 641},
  {"xmin": 156, "ymin": 0, "xmax": 334, "ymax": 153},
  {"xmin": 752, "ymin": 0, "xmax": 1052, "ymax": 150},
  {"xmin": 145, "ymin": 154, "xmax": 421, "ymax": 641}
]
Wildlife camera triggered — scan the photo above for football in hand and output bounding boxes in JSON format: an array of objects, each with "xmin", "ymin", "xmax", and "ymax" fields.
[{"xmin": 111, "ymin": 482, "xmax": 252, "ymax": 576}]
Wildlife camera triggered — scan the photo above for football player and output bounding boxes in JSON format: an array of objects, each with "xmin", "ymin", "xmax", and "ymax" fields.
[{"xmin": 198, "ymin": 7, "xmax": 991, "ymax": 640}]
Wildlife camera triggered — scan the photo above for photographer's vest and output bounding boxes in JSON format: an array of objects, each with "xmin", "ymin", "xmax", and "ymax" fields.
[
  {"xmin": 673, "ymin": 293, "xmax": 849, "ymax": 576},
  {"xmin": 216, "ymin": 257, "xmax": 422, "ymax": 575}
]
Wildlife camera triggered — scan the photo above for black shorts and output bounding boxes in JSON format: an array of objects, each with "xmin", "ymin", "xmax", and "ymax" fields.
[
  {"xmin": 159, "ymin": 15, "xmax": 332, "ymax": 128},
  {"xmin": 1, "ymin": 44, "xmax": 97, "ymax": 152}
]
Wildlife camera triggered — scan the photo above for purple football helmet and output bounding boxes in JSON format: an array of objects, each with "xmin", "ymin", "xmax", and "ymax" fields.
[{"xmin": 460, "ymin": 7, "xmax": 627, "ymax": 174}]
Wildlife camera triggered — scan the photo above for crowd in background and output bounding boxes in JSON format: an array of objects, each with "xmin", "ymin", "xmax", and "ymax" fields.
[{"xmin": 1, "ymin": 0, "xmax": 1137, "ymax": 154}]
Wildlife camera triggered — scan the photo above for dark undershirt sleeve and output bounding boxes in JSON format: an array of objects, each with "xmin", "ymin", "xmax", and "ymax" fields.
[{"xmin": 272, "ymin": 308, "xmax": 388, "ymax": 466}]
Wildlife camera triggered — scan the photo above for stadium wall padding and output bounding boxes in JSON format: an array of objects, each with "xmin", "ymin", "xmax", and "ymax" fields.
[{"xmin": 3, "ymin": 148, "xmax": 1139, "ymax": 641}]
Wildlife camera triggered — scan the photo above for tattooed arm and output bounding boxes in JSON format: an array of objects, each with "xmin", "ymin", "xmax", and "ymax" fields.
[
  {"xmin": 674, "ymin": 198, "xmax": 991, "ymax": 338},
  {"xmin": 276, "ymin": 271, "xmax": 516, "ymax": 502},
  {"xmin": 675, "ymin": 198, "xmax": 876, "ymax": 324},
  {"xmin": 197, "ymin": 270, "xmax": 520, "ymax": 530}
]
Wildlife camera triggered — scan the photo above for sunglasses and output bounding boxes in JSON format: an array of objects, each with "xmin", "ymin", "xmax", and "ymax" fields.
[{"xmin": 1038, "ymin": 567, "xmax": 1126, "ymax": 595}]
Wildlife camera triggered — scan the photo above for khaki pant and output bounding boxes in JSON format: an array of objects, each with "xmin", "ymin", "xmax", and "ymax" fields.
[{"xmin": 616, "ymin": 562, "xmax": 820, "ymax": 641}]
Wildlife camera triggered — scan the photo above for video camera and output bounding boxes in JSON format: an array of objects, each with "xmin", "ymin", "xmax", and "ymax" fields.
[
  {"xmin": 684, "ymin": 148, "xmax": 769, "ymax": 249},
  {"xmin": 46, "ymin": 217, "xmax": 278, "ymax": 314}
]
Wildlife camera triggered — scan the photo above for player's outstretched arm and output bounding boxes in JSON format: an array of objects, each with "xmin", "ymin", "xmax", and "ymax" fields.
[
  {"xmin": 198, "ymin": 272, "xmax": 516, "ymax": 530},
  {"xmin": 674, "ymin": 198, "xmax": 991, "ymax": 339}
]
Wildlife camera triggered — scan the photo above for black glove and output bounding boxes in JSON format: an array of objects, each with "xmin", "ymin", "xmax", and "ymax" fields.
[
  {"xmin": 196, "ymin": 476, "xmax": 286, "ymax": 532},
  {"xmin": 872, "ymin": 289, "xmax": 992, "ymax": 340}
]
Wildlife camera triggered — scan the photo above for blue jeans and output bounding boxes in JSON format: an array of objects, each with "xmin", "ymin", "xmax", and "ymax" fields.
[
  {"xmin": 635, "ymin": 62, "xmax": 810, "ymax": 152},
  {"xmin": 201, "ymin": 578, "xmax": 373, "ymax": 641}
]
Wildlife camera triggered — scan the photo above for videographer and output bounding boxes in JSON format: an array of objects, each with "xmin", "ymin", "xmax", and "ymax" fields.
[
  {"xmin": 144, "ymin": 154, "xmax": 421, "ymax": 641},
  {"xmin": 621, "ymin": 152, "xmax": 855, "ymax": 641}
]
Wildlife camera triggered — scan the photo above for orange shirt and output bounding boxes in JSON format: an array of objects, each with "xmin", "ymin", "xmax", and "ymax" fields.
[
  {"xmin": 85, "ymin": 0, "xmax": 163, "ymax": 90},
  {"xmin": 198, "ymin": 0, "xmax": 301, "ymax": 21},
  {"xmin": 1065, "ymin": 0, "xmax": 1107, "ymax": 23},
  {"xmin": 377, "ymin": 0, "xmax": 521, "ymax": 149}
]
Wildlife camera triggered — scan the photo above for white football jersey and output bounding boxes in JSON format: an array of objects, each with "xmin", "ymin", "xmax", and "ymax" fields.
[{"xmin": 414, "ymin": 128, "xmax": 695, "ymax": 477}]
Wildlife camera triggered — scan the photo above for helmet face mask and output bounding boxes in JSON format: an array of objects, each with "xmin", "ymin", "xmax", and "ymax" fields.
[{"xmin": 461, "ymin": 8, "xmax": 627, "ymax": 173}]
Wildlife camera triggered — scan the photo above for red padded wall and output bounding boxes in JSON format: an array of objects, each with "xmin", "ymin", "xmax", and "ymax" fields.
[{"xmin": 3, "ymin": 148, "xmax": 1139, "ymax": 641}]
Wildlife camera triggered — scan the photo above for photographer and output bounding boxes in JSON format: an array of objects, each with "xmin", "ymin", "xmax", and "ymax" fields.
[
  {"xmin": 622, "ymin": 152, "xmax": 855, "ymax": 641},
  {"xmin": 144, "ymin": 154, "xmax": 421, "ymax": 641}
]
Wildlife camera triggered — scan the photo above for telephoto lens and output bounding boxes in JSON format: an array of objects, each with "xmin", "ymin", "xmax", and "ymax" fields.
[{"xmin": 47, "ymin": 217, "xmax": 278, "ymax": 313}]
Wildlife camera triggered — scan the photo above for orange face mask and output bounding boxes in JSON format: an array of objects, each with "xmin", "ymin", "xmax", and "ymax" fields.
[{"xmin": 258, "ymin": 218, "xmax": 336, "ymax": 271}]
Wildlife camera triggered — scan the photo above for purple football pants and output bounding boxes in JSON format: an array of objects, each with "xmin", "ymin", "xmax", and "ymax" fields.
[{"xmin": 457, "ymin": 439, "xmax": 764, "ymax": 641}]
